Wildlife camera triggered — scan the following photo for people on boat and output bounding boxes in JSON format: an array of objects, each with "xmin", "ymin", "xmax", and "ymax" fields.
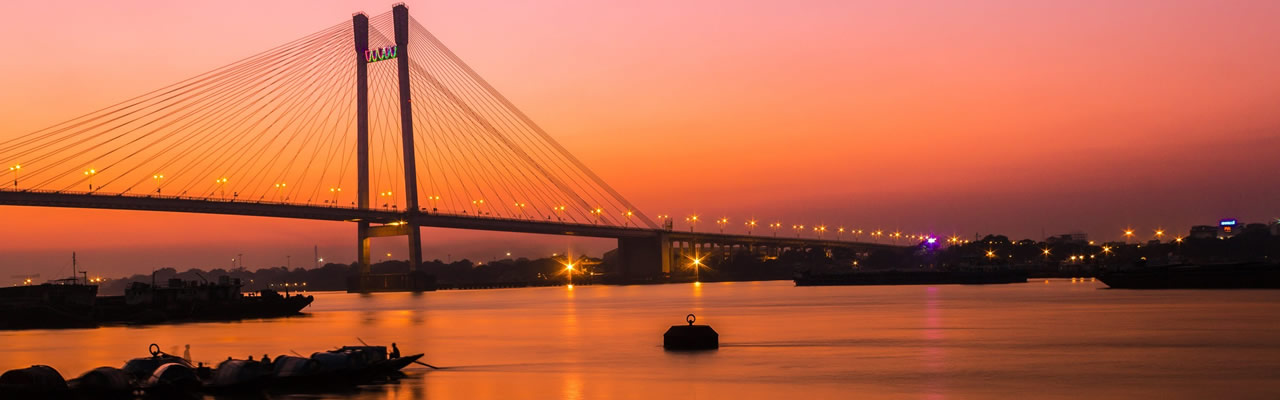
[
  {"xmin": 390, "ymin": 343, "xmax": 400, "ymax": 359},
  {"xmin": 183, "ymin": 344, "xmax": 191, "ymax": 361},
  {"xmin": 262, "ymin": 354, "xmax": 272, "ymax": 366},
  {"xmin": 247, "ymin": 355, "xmax": 254, "ymax": 362}
]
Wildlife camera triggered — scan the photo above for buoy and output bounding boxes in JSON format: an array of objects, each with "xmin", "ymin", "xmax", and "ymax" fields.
[{"xmin": 663, "ymin": 314, "xmax": 718, "ymax": 350}]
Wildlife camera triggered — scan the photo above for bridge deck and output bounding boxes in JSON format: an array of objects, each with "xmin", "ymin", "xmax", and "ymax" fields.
[{"xmin": 0, "ymin": 190, "xmax": 904, "ymax": 249}]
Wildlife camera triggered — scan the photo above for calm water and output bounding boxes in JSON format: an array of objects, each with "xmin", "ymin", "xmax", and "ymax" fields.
[{"xmin": 3, "ymin": 280, "xmax": 1280, "ymax": 399}]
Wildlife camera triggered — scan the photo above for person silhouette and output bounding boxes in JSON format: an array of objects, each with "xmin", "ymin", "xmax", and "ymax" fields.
[
  {"xmin": 390, "ymin": 343, "xmax": 401, "ymax": 359},
  {"xmin": 183, "ymin": 344, "xmax": 191, "ymax": 361}
]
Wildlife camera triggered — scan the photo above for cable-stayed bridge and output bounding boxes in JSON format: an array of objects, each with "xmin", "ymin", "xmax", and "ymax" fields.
[{"xmin": 0, "ymin": 5, "xmax": 902, "ymax": 290}]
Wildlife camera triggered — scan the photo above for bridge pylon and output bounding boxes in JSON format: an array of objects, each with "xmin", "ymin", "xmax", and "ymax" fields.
[{"xmin": 349, "ymin": 5, "xmax": 427, "ymax": 292}]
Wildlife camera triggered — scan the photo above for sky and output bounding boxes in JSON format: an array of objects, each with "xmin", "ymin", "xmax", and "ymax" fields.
[{"xmin": 1, "ymin": 0, "xmax": 1278, "ymax": 279}]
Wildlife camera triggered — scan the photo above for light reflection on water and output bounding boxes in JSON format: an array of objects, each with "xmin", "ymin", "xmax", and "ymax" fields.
[{"xmin": 2, "ymin": 280, "xmax": 1280, "ymax": 399}]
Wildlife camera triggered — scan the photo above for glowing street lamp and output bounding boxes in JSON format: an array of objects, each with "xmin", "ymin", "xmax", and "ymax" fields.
[
  {"xmin": 83, "ymin": 168, "xmax": 97, "ymax": 191},
  {"xmin": 8, "ymin": 164, "xmax": 19, "ymax": 189},
  {"xmin": 792, "ymin": 224, "xmax": 804, "ymax": 238},
  {"xmin": 746, "ymin": 219, "xmax": 758, "ymax": 235},
  {"xmin": 381, "ymin": 191, "xmax": 395, "ymax": 210},
  {"xmin": 514, "ymin": 202, "xmax": 527, "ymax": 219},
  {"xmin": 716, "ymin": 217, "xmax": 728, "ymax": 233},
  {"xmin": 686, "ymin": 215, "xmax": 699, "ymax": 232},
  {"xmin": 1123, "ymin": 228, "xmax": 1135, "ymax": 243},
  {"xmin": 1042, "ymin": 247, "xmax": 1051, "ymax": 261},
  {"xmin": 425, "ymin": 195, "xmax": 440, "ymax": 211},
  {"xmin": 554, "ymin": 205, "xmax": 567, "ymax": 221},
  {"xmin": 986, "ymin": 250, "xmax": 996, "ymax": 259},
  {"xmin": 622, "ymin": 210, "xmax": 634, "ymax": 226},
  {"xmin": 216, "ymin": 177, "xmax": 229, "ymax": 199},
  {"xmin": 274, "ymin": 183, "xmax": 287, "ymax": 201},
  {"xmin": 688, "ymin": 254, "xmax": 706, "ymax": 283},
  {"xmin": 836, "ymin": 227, "xmax": 845, "ymax": 241},
  {"xmin": 591, "ymin": 207, "xmax": 604, "ymax": 225},
  {"xmin": 1154, "ymin": 228, "xmax": 1165, "ymax": 241},
  {"xmin": 330, "ymin": 187, "xmax": 342, "ymax": 204},
  {"xmin": 815, "ymin": 225, "xmax": 827, "ymax": 239},
  {"xmin": 471, "ymin": 199, "xmax": 485, "ymax": 215}
]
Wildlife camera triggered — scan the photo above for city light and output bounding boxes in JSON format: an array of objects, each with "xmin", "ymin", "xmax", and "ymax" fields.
[{"xmin": 7, "ymin": 164, "xmax": 18, "ymax": 189}]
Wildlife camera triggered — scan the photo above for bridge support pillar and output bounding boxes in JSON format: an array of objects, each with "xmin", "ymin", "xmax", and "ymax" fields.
[
  {"xmin": 358, "ymin": 222, "xmax": 371, "ymax": 274},
  {"xmin": 616, "ymin": 234, "xmax": 670, "ymax": 282}
]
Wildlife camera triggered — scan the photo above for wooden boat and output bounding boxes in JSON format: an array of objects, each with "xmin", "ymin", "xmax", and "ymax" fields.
[
  {"xmin": 68, "ymin": 366, "xmax": 132, "ymax": 399},
  {"xmin": 200, "ymin": 359, "xmax": 273, "ymax": 393},
  {"xmin": 0, "ymin": 365, "xmax": 69, "ymax": 399}
]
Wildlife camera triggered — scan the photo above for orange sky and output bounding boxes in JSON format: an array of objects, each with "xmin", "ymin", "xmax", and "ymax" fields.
[{"xmin": 1, "ymin": 0, "xmax": 1278, "ymax": 278}]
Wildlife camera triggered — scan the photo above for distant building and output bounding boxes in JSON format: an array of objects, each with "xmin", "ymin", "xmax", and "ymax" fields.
[
  {"xmin": 1046, "ymin": 232, "xmax": 1088, "ymax": 244},
  {"xmin": 1244, "ymin": 223, "xmax": 1269, "ymax": 235},
  {"xmin": 1189, "ymin": 225, "xmax": 1217, "ymax": 239},
  {"xmin": 1218, "ymin": 218, "xmax": 1239, "ymax": 239}
]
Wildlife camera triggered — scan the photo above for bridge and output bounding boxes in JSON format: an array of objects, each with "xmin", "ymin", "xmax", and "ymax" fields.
[{"xmin": 0, "ymin": 5, "xmax": 906, "ymax": 290}]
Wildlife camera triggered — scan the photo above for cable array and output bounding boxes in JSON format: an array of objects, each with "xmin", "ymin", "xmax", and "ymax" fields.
[{"xmin": 0, "ymin": 12, "xmax": 653, "ymax": 229}]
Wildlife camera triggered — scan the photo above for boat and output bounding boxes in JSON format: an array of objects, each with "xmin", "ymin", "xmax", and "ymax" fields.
[
  {"xmin": 794, "ymin": 268, "xmax": 1028, "ymax": 286},
  {"xmin": 1098, "ymin": 262, "xmax": 1280, "ymax": 289},
  {"xmin": 142, "ymin": 362, "xmax": 201, "ymax": 398},
  {"xmin": 68, "ymin": 367, "xmax": 132, "ymax": 400},
  {"xmin": 200, "ymin": 359, "xmax": 273, "ymax": 393},
  {"xmin": 94, "ymin": 276, "xmax": 314, "ymax": 325},
  {"xmin": 0, "ymin": 365, "xmax": 69, "ymax": 399},
  {"xmin": 0, "ymin": 253, "xmax": 99, "ymax": 330}
]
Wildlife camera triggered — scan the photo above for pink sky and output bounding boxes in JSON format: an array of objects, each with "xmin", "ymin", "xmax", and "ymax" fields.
[{"xmin": 0, "ymin": 0, "xmax": 1278, "ymax": 278}]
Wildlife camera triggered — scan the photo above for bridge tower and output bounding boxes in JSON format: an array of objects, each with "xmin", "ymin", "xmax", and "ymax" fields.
[{"xmin": 350, "ymin": 4, "xmax": 426, "ymax": 291}]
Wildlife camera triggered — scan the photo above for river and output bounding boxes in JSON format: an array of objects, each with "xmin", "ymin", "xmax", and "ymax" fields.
[{"xmin": 3, "ymin": 279, "xmax": 1280, "ymax": 399}]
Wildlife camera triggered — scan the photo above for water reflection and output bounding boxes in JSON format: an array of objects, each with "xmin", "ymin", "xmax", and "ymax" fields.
[{"xmin": 1, "ymin": 281, "xmax": 1278, "ymax": 399}]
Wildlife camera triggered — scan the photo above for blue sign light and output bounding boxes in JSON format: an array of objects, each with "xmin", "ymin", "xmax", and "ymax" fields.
[{"xmin": 1219, "ymin": 219, "xmax": 1237, "ymax": 227}]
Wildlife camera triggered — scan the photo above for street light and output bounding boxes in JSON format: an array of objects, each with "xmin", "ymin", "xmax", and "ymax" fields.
[
  {"xmin": 837, "ymin": 227, "xmax": 845, "ymax": 241},
  {"xmin": 591, "ymin": 207, "xmax": 604, "ymax": 225},
  {"xmin": 426, "ymin": 195, "xmax": 440, "ymax": 211},
  {"xmin": 83, "ymin": 169, "xmax": 97, "ymax": 191},
  {"xmin": 1123, "ymin": 228, "xmax": 1135, "ymax": 243},
  {"xmin": 8, "ymin": 164, "xmax": 19, "ymax": 189},
  {"xmin": 1154, "ymin": 228, "xmax": 1165, "ymax": 241},
  {"xmin": 216, "ymin": 177, "xmax": 229, "ymax": 199},
  {"xmin": 716, "ymin": 217, "xmax": 728, "ymax": 233},
  {"xmin": 746, "ymin": 219, "xmax": 758, "ymax": 235},
  {"xmin": 686, "ymin": 215, "xmax": 699, "ymax": 232},
  {"xmin": 513, "ymin": 202, "xmax": 527, "ymax": 219},
  {"xmin": 622, "ymin": 210, "xmax": 634, "ymax": 226},
  {"xmin": 330, "ymin": 187, "xmax": 342, "ymax": 204},
  {"xmin": 274, "ymin": 182, "xmax": 287, "ymax": 201},
  {"xmin": 150, "ymin": 174, "xmax": 165, "ymax": 194},
  {"xmin": 769, "ymin": 222, "xmax": 780, "ymax": 237},
  {"xmin": 554, "ymin": 205, "xmax": 566, "ymax": 221},
  {"xmin": 471, "ymin": 199, "xmax": 485, "ymax": 215},
  {"xmin": 815, "ymin": 225, "xmax": 827, "ymax": 239},
  {"xmin": 379, "ymin": 191, "xmax": 396, "ymax": 209}
]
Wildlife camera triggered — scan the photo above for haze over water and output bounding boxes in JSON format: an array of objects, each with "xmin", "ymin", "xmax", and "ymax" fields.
[{"xmin": 2, "ymin": 281, "xmax": 1279, "ymax": 399}]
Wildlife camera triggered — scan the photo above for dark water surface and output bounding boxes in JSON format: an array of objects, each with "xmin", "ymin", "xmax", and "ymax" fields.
[{"xmin": 3, "ymin": 280, "xmax": 1280, "ymax": 399}]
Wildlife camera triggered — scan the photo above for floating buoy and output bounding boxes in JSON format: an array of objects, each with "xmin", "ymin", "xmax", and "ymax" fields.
[{"xmin": 663, "ymin": 314, "xmax": 718, "ymax": 350}]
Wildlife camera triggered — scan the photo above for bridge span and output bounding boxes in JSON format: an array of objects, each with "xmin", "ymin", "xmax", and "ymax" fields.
[{"xmin": 0, "ymin": 189, "xmax": 905, "ymax": 281}]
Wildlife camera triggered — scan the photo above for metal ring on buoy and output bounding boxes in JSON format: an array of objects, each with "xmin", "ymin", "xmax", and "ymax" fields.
[
  {"xmin": 149, "ymin": 343, "xmax": 161, "ymax": 357},
  {"xmin": 686, "ymin": 314, "xmax": 696, "ymax": 325}
]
